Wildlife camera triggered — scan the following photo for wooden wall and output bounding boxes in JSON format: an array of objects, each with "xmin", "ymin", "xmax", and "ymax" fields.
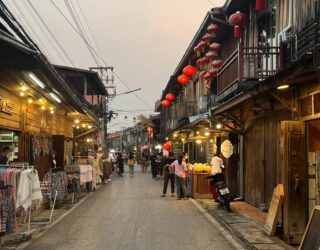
[
  {"xmin": 0, "ymin": 85, "xmax": 73, "ymax": 178},
  {"xmin": 243, "ymin": 101, "xmax": 291, "ymax": 208}
]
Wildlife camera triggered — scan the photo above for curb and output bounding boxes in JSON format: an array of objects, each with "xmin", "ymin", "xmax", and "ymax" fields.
[
  {"xmin": 207, "ymin": 207, "xmax": 258, "ymax": 250},
  {"xmin": 190, "ymin": 199, "xmax": 247, "ymax": 250}
]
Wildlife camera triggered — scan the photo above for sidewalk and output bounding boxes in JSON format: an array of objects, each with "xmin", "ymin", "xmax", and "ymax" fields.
[
  {"xmin": 197, "ymin": 199, "xmax": 296, "ymax": 250},
  {"xmin": 0, "ymin": 190, "xmax": 94, "ymax": 249}
]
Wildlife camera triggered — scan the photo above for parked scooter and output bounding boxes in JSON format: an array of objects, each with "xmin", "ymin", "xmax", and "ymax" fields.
[{"xmin": 207, "ymin": 167, "xmax": 234, "ymax": 211}]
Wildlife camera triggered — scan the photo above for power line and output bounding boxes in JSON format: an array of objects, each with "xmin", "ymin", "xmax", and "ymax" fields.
[
  {"xmin": 74, "ymin": 0, "xmax": 102, "ymax": 61},
  {"xmin": 64, "ymin": 0, "xmax": 101, "ymax": 66},
  {"xmin": 18, "ymin": 0, "xmax": 69, "ymax": 65},
  {"xmin": 7, "ymin": 0, "xmax": 52, "ymax": 60},
  {"xmin": 50, "ymin": 0, "xmax": 153, "ymax": 109},
  {"xmin": 27, "ymin": 0, "xmax": 75, "ymax": 66},
  {"xmin": 205, "ymin": 0, "xmax": 218, "ymax": 6}
]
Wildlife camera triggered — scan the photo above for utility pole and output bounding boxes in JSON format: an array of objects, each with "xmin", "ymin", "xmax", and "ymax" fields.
[{"xmin": 90, "ymin": 67, "xmax": 116, "ymax": 155}]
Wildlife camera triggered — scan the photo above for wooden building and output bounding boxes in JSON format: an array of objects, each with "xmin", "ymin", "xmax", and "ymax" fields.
[
  {"xmin": 0, "ymin": 3, "xmax": 104, "ymax": 178},
  {"xmin": 158, "ymin": 0, "xmax": 320, "ymax": 244}
]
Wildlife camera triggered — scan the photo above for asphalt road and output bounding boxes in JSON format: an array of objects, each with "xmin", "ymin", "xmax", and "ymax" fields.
[{"xmin": 25, "ymin": 167, "xmax": 235, "ymax": 250}]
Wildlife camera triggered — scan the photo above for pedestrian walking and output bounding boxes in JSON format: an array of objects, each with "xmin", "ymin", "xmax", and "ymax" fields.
[
  {"xmin": 160, "ymin": 152, "xmax": 176, "ymax": 197},
  {"xmin": 116, "ymin": 152, "xmax": 124, "ymax": 177},
  {"xmin": 170, "ymin": 154, "xmax": 187, "ymax": 200},
  {"xmin": 150, "ymin": 152, "xmax": 158, "ymax": 179},
  {"xmin": 156, "ymin": 153, "xmax": 163, "ymax": 180},
  {"xmin": 128, "ymin": 153, "xmax": 135, "ymax": 177},
  {"xmin": 141, "ymin": 151, "xmax": 148, "ymax": 173},
  {"xmin": 103, "ymin": 153, "xmax": 113, "ymax": 183}
]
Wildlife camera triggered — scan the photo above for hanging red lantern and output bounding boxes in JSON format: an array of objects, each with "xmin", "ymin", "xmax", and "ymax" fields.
[
  {"xmin": 194, "ymin": 45, "xmax": 201, "ymax": 53},
  {"xmin": 183, "ymin": 65, "xmax": 197, "ymax": 77},
  {"xmin": 199, "ymin": 70, "xmax": 207, "ymax": 79},
  {"xmin": 177, "ymin": 74, "xmax": 190, "ymax": 85},
  {"xmin": 166, "ymin": 93, "xmax": 175, "ymax": 102},
  {"xmin": 202, "ymin": 33, "xmax": 213, "ymax": 42},
  {"xmin": 166, "ymin": 141, "xmax": 172, "ymax": 150},
  {"xmin": 229, "ymin": 11, "xmax": 248, "ymax": 39},
  {"xmin": 209, "ymin": 68, "xmax": 218, "ymax": 77},
  {"xmin": 212, "ymin": 59, "xmax": 224, "ymax": 68},
  {"xmin": 196, "ymin": 58, "xmax": 203, "ymax": 66},
  {"xmin": 161, "ymin": 100, "xmax": 170, "ymax": 107},
  {"xmin": 201, "ymin": 57, "xmax": 210, "ymax": 64},
  {"xmin": 204, "ymin": 72, "xmax": 213, "ymax": 80},
  {"xmin": 198, "ymin": 41, "xmax": 207, "ymax": 49},
  {"xmin": 256, "ymin": 0, "xmax": 266, "ymax": 11},
  {"xmin": 205, "ymin": 51, "xmax": 216, "ymax": 60},
  {"xmin": 210, "ymin": 42, "xmax": 221, "ymax": 52},
  {"xmin": 207, "ymin": 24, "xmax": 218, "ymax": 34},
  {"xmin": 204, "ymin": 81, "xmax": 211, "ymax": 90}
]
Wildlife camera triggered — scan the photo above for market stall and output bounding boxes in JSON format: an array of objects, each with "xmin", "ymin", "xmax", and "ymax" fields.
[{"xmin": 189, "ymin": 163, "xmax": 211, "ymax": 199}]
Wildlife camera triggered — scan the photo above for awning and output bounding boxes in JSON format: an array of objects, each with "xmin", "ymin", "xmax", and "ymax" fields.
[{"xmin": 74, "ymin": 127, "xmax": 99, "ymax": 140}]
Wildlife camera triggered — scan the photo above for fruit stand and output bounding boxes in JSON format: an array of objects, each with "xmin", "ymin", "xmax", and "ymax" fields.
[{"xmin": 190, "ymin": 163, "xmax": 211, "ymax": 199}]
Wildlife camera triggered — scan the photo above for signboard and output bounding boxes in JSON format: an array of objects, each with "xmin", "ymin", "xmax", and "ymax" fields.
[
  {"xmin": 264, "ymin": 184, "xmax": 284, "ymax": 236},
  {"xmin": 0, "ymin": 96, "xmax": 13, "ymax": 114},
  {"xmin": 299, "ymin": 206, "xmax": 320, "ymax": 250},
  {"xmin": 221, "ymin": 140, "xmax": 233, "ymax": 158}
]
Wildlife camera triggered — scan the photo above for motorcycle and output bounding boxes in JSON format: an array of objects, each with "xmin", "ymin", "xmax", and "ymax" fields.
[{"xmin": 207, "ymin": 169, "xmax": 234, "ymax": 212}]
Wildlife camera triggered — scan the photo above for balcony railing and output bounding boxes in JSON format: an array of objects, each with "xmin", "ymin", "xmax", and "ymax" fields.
[{"xmin": 217, "ymin": 43, "xmax": 282, "ymax": 95}]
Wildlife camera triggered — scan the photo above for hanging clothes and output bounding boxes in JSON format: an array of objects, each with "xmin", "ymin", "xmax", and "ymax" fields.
[
  {"xmin": 16, "ymin": 169, "xmax": 42, "ymax": 210},
  {"xmin": 0, "ymin": 187, "xmax": 16, "ymax": 234},
  {"xmin": 41, "ymin": 170, "xmax": 68, "ymax": 201}
]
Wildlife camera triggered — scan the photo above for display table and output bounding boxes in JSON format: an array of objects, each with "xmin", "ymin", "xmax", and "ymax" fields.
[{"xmin": 191, "ymin": 172, "xmax": 211, "ymax": 199}]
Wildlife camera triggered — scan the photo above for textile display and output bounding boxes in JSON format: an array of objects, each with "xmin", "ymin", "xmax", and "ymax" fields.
[
  {"xmin": 41, "ymin": 170, "xmax": 68, "ymax": 200},
  {"xmin": 0, "ymin": 167, "xmax": 42, "ymax": 234},
  {"xmin": 79, "ymin": 165, "xmax": 93, "ymax": 185}
]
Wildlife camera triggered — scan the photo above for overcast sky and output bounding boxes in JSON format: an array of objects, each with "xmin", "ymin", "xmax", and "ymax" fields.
[{"xmin": 4, "ymin": 0, "xmax": 225, "ymax": 132}]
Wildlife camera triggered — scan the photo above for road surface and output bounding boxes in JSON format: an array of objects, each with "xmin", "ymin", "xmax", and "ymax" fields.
[{"xmin": 26, "ymin": 167, "xmax": 235, "ymax": 250}]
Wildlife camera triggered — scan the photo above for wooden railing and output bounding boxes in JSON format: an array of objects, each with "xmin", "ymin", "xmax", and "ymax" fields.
[{"xmin": 217, "ymin": 44, "xmax": 282, "ymax": 95}]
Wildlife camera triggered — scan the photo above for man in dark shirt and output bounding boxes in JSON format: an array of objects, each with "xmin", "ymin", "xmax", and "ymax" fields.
[
  {"xmin": 160, "ymin": 152, "xmax": 176, "ymax": 197},
  {"xmin": 0, "ymin": 146, "xmax": 9, "ymax": 165},
  {"xmin": 150, "ymin": 153, "xmax": 157, "ymax": 179}
]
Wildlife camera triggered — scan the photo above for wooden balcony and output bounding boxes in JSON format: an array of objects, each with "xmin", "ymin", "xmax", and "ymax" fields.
[{"xmin": 217, "ymin": 44, "xmax": 282, "ymax": 95}]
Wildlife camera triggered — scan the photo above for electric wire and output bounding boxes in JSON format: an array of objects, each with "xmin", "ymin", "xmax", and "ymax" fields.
[
  {"xmin": 27, "ymin": 0, "xmax": 75, "ymax": 66},
  {"xmin": 64, "ymin": 0, "xmax": 100, "ymax": 66},
  {"xmin": 7, "ymin": 0, "xmax": 52, "ymax": 60},
  {"xmin": 74, "ymin": 0, "xmax": 103, "ymax": 62},
  {"xmin": 20, "ymin": 0, "xmax": 69, "ymax": 65},
  {"xmin": 50, "ymin": 0, "xmax": 153, "ymax": 110},
  {"xmin": 205, "ymin": 0, "xmax": 218, "ymax": 6}
]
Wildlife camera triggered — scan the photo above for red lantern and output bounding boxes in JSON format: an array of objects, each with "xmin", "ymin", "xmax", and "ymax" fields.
[
  {"xmin": 199, "ymin": 70, "xmax": 207, "ymax": 78},
  {"xmin": 207, "ymin": 24, "xmax": 218, "ymax": 34},
  {"xmin": 194, "ymin": 45, "xmax": 201, "ymax": 53},
  {"xmin": 166, "ymin": 141, "xmax": 172, "ymax": 150},
  {"xmin": 204, "ymin": 72, "xmax": 213, "ymax": 80},
  {"xmin": 210, "ymin": 42, "xmax": 221, "ymax": 52},
  {"xmin": 162, "ymin": 144, "xmax": 170, "ymax": 151},
  {"xmin": 209, "ymin": 68, "xmax": 218, "ymax": 77},
  {"xmin": 205, "ymin": 81, "xmax": 211, "ymax": 90},
  {"xmin": 202, "ymin": 33, "xmax": 213, "ymax": 42},
  {"xmin": 212, "ymin": 59, "xmax": 224, "ymax": 68},
  {"xmin": 205, "ymin": 51, "xmax": 215, "ymax": 59},
  {"xmin": 166, "ymin": 93, "xmax": 175, "ymax": 102},
  {"xmin": 229, "ymin": 11, "xmax": 248, "ymax": 39},
  {"xmin": 256, "ymin": 0, "xmax": 266, "ymax": 11},
  {"xmin": 161, "ymin": 100, "xmax": 170, "ymax": 107},
  {"xmin": 183, "ymin": 65, "xmax": 197, "ymax": 77},
  {"xmin": 177, "ymin": 74, "xmax": 190, "ymax": 85},
  {"xmin": 201, "ymin": 57, "xmax": 210, "ymax": 64},
  {"xmin": 196, "ymin": 58, "xmax": 203, "ymax": 66},
  {"xmin": 198, "ymin": 41, "xmax": 207, "ymax": 49}
]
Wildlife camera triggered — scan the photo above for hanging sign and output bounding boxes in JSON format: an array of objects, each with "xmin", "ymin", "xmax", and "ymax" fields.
[
  {"xmin": 0, "ymin": 96, "xmax": 13, "ymax": 114},
  {"xmin": 221, "ymin": 140, "xmax": 233, "ymax": 158}
]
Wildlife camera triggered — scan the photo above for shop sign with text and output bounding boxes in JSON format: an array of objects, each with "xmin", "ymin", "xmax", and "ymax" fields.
[{"xmin": 0, "ymin": 96, "xmax": 13, "ymax": 114}]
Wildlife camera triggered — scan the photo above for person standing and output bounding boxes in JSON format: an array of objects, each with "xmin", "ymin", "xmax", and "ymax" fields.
[
  {"xmin": 171, "ymin": 154, "xmax": 187, "ymax": 200},
  {"xmin": 210, "ymin": 153, "xmax": 223, "ymax": 200},
  {"xmin": 160, "ymin": 152, "xmax": 176, "ymax": 197},
  {"xmin": 116, "ymin": 153, "xmax": 124, "ymax": 177},
  {"xmin": 150, "ymin": 152, "xmax": 158, "ymax": 179},
  {"xmin": 0, "ymin": 147, "xmax": 9, "ymax": 165},
  {"xmin": 127, "ymin": 153, "xmax": 135, "ymax": 177},
  {"xmin": 156, "ymin": 153, "xmax": 163, "ymax": 180},
  {"xmin": 140, "ymin": 152, "xmax": 146, "ymax": 173}
]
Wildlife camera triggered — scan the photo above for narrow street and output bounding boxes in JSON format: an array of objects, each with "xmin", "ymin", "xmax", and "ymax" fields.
[{"xmin": 25, "ymin": 168, "xmax": 235, "ymax": 250}]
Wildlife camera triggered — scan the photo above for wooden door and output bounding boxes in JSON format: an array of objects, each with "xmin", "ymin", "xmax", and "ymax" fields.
[
  {"xmin": 53, "ymin": 135, "xmax": 65, "ymax": 168},
  {"xmin": 281, "ymin": 121, "xmax": 307, "ymax": 244}
]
